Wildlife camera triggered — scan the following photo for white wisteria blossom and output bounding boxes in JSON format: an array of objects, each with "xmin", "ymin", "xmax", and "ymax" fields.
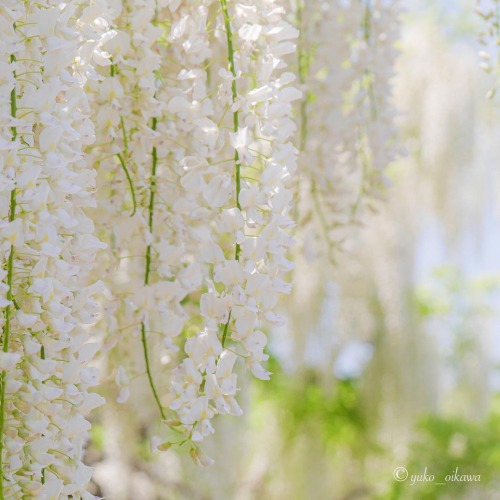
[
  {"xmin": 294, "ymin": 0, "xmax": 401, "ymax": 261},
  {"xmin": 161, "ymin": 0, "xmax": 299, "ymax": 458},
  {"xmin": 0, "ymin": 1, "xmax": 107, "ymax": 497}
]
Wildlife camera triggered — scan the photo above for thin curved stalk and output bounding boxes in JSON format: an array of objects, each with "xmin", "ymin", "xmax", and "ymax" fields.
[
  {"xmin": 220, "ymin": 0, "xmax": 242, "ymax": 346},
  {"xmin": 141, "ymin": 117, "xmax": 165, "ymax": 420},
  {"xmin": 116, "ymin": 153, "xmax": 137, "ymax": 217}
]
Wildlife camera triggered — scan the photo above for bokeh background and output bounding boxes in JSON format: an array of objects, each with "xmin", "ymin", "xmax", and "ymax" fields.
[{"xmin": 86, "ymin": 0, "xmax": 500, "ymax": 498}]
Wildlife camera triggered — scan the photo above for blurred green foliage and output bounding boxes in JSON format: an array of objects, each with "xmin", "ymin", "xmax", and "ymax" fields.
[
  {"xmin": 389, "ymin": 397, "xmax": 500, "ymax": 499},
  {"xmin": 248, "ymin": 265, "xmax": 500, "ymax": 499},
  {"xmin": 413, "ymin": 265, "xmax": 500, "ymax": 320},
  {"xmin": 253, "ymin": 355, "xmax": 375, "ymax": 455}
]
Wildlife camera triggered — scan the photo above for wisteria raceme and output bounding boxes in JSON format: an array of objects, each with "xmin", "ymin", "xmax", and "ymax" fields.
[
  {"xmin": 86, "ymin": 0, "xmax": 175, "ymax": 418},
  {"xmin": 0, "ymin": 1, "xmax": 106, "ymax": 497},
  {"xmin": 294, "ymin": 0, "xmax": 401, "ymax": 261},
  {"xmin": 159, "ymin": 0, "xmax": 300, "ymax": 456},
  {"xmin": 87, "ymin": 0, "xmax": 300, "ymax": 459}
]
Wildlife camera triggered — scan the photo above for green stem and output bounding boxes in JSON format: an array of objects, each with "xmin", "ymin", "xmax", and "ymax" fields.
[
  {"xmin": 120, "ymin": 116, "xmax": 128, "ymax": 150},
  {"xmin": 116, "ymin": 153, "xmax": 137, "ymax": 217},
  {"xmin": 220, "ymin": 0, "xmax": 242, "ymax": 260},
  {"xmin": 221, "ymin": 311, "xmax": 232, "ymax": 347},
  {"xmin": 141, "ymin": 323, "xmax": 165, "ymax": 420},
  {"xmin": 0, "ymin": 54, "xmax": 17, "ymax": 500},
  {"xmin": 10, "ymin": 57, "xmax": 17, "ymax": 143},
  {"xmin": 141, "ymin": 117, "xmax": 165, "ymax": 420},
  {"xmin": 145, "ymin": 118, "xmax": 157, "ymax": 285},
  {"xmin": 220, "ymin": 0, "xmax": 242, "ymax": 347},
  {"xmin": 111, "ymin": 63, "xmax": 137, "ymax": 216}
]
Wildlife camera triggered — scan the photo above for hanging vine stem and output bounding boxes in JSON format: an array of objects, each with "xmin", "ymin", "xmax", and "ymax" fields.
[
  {"xmin": 0, "ymin": 53, "xmax": 18, "ymax": 500},
  {"xmin": 116, "ymin": 152, "xmax": 137, "ymax": 217},
  {"xmin": 141, "ymin": 116, "xmax": 166, "ymax": 420},
  {"xmin": 111, "ymin": 63, "xmax": 137, "ymax": 217},
  {"xmin": 220, "ymin": 0, "xmax": 241, "ymax": 347}
]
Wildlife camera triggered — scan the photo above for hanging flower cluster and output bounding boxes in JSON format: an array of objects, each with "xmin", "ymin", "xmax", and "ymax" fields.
[
  {"xmin": 294, "ymin": 0, "xmax": 401, "ymax": 261},
  {"xmin": 85, "ymin": 0, "xmax": 176, "ymax": 419},
  {"xmin": 85, "ymin": 0, "xmax": 299, "ymax": 460},
  {"xmin": 0, "ymin": 1, "xmax": 107, "ymax": 497},
  {"xmin": 166, "ymin": 0, "xmax": 300, "ymax": 454}
]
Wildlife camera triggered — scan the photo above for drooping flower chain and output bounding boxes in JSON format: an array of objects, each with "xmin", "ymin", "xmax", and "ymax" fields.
[
  {"xmin": 0, "ymin": 1, "xmax": 107, "ymax": 497},
  {"xmin": 86, "ymin": 0, "xmax": 299, "ymax": 463},
  {"xmin": 295, "ymin": 0, "xmax": 401, "ymax": 260},
  {"xmin": 163, "ymin": 0, "xmax": 300, "ymax": 460}
]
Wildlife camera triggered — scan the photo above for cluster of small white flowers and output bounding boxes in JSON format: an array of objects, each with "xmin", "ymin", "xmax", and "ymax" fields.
[
  {"xmin": 83, "ymin": 0, "xmax": 299, "ymax": 460},
  {"xmin": 295, "ymin": 0, "xmax": 401, "ymax": 259},
  {"xmin": 82, "ymin": 0, "xmax": 300, "ymax": 462},
  {"xmin": 85, "ymin": 0, "xmax": 166, "ymax": 412},
  {"xmin": 166, "ymin": 0, "xmax": 299, "ymax": 456},
  {"xmin": 0, "ymin": 1, "xmax": 107, "ymax": 497},
  {"xmin": 86, "ymin": 0, "xmax": 208, "ymax": 426}
]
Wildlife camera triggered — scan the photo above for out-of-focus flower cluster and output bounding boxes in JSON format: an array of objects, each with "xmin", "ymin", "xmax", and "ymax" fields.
[
  {"xmin": 294, "ymin": 0, "xmax": 401, "ymax": 261},
  {"xmin": 476, "ymin": 0, "xmax": 500, "ymax": 96}
]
